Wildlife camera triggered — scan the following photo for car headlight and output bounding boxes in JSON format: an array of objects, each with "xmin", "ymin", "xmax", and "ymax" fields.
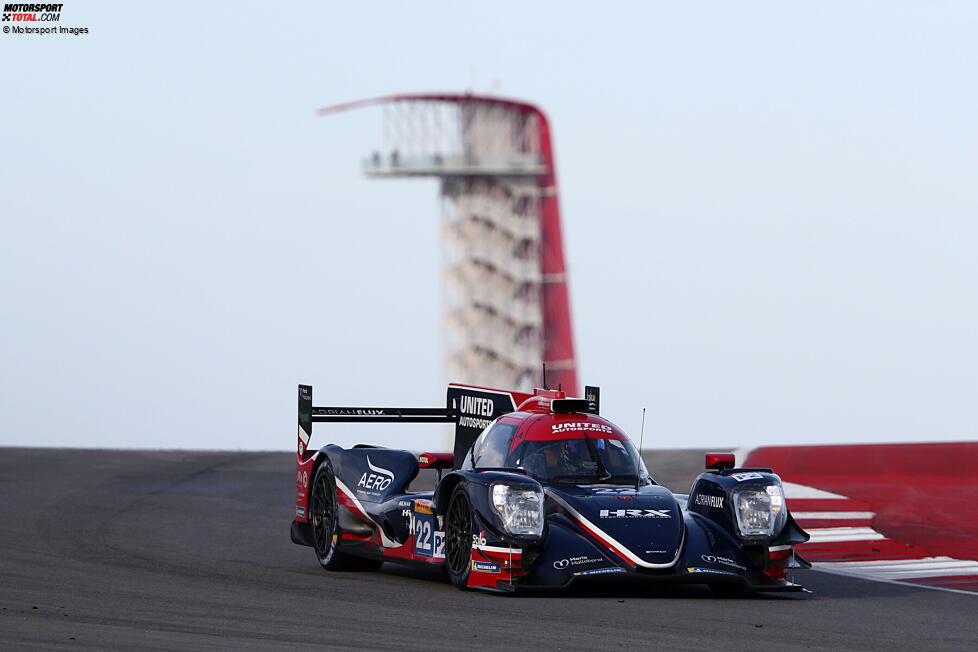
[
  {"xmin": 732, "ymin": 483, "xmax": 787, "ymax": 539},
  {"xmin": 491, "ymin": 483, "xmax": 544, "ymax": 536}
]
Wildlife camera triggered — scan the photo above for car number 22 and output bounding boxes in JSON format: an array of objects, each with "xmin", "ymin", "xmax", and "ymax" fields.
[{"xmin": 412, "ymin": 512, "xmax": 445, "ymax": 559}]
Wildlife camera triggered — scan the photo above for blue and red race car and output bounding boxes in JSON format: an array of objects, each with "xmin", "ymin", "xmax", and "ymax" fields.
[{"xmin": 290, "ymin": 383, "xmax": 810, "ymax": 593}]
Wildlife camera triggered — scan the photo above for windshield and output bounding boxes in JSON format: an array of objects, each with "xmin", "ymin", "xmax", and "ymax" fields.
[{"xmin": 512, "ymin": 436, "xmax": 649, "ymax": 485}]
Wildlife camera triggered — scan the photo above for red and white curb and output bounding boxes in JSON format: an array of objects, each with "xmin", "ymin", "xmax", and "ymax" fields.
[{"xmin": 784, "ymin": 481, "xmax": 978, "ymax": 595}]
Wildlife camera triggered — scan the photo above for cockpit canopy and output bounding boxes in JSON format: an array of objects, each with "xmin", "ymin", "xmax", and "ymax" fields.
[{"xmin": 462, "ymin": 412, "xmax": 651, "ymax": 485}]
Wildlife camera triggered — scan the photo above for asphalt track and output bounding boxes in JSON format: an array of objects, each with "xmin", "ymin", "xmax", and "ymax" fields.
[{"xmin": 2, "ymin": 448, "xmax": 976, "ymax": 651}]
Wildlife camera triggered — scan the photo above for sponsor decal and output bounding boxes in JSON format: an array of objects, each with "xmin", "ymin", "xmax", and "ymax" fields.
[
  {"xmin": 458, "ymin": 416, "xmax": 494, "ymax": 429},
  {"xmin": 687, "ymin": 567, "xmax": 733, "ymax": 575},
  {"xmin": 433, "ymin": 531, "xmax": 446, "ymax": 558},
  {"xmin": 2, "ymin": 3, "xmax": 62, "ymax": 22},
  {"xmin": 718, "ymin": 557, "xmax": 746, "ymax": 571},
  {"xmin": 585, "ymin": 386, "xmax": 600, "ymax": 411},
  {"xmin": 551, "ymin": 422, "xmax": 613, "ymax": 434},
  {"xmin": 553, "ymin": 555, "xmax": 604, "ymax": 569},
  {"xmin": 694, "ymin": 494, "xmax": 723, "ymax": 509},
  {"xmin": 599, "ymin": 508, "xmax": 671, "ymax": 519},
  {"xmin": 645, "ymin": 549, "xmax": 668, "ymax": 554},
  {"xmin": 472, "ymin": 531, "xmax": 487, "ymax": 547},
  {"xmin": 731, "ymin": 472, "xmax": 765, "ymax": 482},
  {"xmin": 575, "ymin": 567, "xmax": 626, "ymax": 576},
  {"xmin": 459, "ymin": 395, "xmax": 495, "ymax": 416},
  {"xmin": 2, "ymin": 4, "xmax": 91, "ymax": 36},
  {"xmin": 357, "ymin": 455, "xmax": 394, "ymax": 492},
  {"xmin": 702, "ymin": 554, "xmax": 747, "ymax": 571},
  {"xmin": 412, "ymin": 504, "xmax": 446, "ymax": 559},
  {"xmin": 413, "ymin": 517, "xmax": 432, "ymax": 552},
  {"xmin": 314, "ymin": 407, "xmax": 385, "ymax": 417},
  {"xmin": 296, "ymin": 506, "xmax": 305, "ymax": 518},
  {"xmin": 471, "ymin": 560, "xmax": 499, "ymax": 573},
  {"xmin": 397, "ymin": 500, "xmax": 411, "ymax": 508},
  {"xmin": 589, "ymin": 487, "xmax": 634, "ymax": 495}
]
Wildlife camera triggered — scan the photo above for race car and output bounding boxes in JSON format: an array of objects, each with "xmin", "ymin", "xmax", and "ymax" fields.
[{"xmin": 290, "ymin": 382, "xmax": 810, "ymax": 593}]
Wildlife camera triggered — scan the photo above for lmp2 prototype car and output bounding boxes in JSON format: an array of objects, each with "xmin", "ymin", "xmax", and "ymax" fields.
[{"xmin": 290, "ymin": 383, "xmax": 810, "ymax": 593}]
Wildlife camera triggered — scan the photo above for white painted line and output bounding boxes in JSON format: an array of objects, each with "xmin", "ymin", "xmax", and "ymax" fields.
[
  {"xmin": 812, "ymin": 565, "xmax": 978, "ymax": 597},
  {"xmin": 781, "ymin": 481, "xmax": 849, "ymax": 500},
  {"xmin": 813, "ymin": 557, "xmax": 978, "ymax": 580},
  {"xmin": 817, "ymin": 557, "xmax": 949, "ymax": 570},
  {"xmin": 805, "ymin": 526, "xmax": 887, "ymax": 543},
  {"xmin": 779, "ymin": 479, "xmax": 978, "ymax": 595},
  {"xmin": 793, "ymin": 511, "xmax": 875, "ymax": 520}
]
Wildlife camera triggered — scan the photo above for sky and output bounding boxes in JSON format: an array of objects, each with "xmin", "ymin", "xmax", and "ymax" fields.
[{"xmin": 1, "ymin": 2, "xmax": 976, "ymax": 453}]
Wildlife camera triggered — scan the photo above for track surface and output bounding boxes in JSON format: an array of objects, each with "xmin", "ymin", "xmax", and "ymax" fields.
[
  {"xmin": 748, "ymin": 443, "xmax": 978, "ymax": 561},
  {"xmin": 2, "ymin": 448, "xmax": 976, "ymax": 650}
]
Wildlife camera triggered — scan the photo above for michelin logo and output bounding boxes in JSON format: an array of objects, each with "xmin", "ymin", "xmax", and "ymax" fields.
[
  {"xmin": 575, "ymin": 567, "xmax": 626, "ymax": 577},
  {"xmin": 471, "ymin": 560, "xmax": 499, "ymax": 573}
]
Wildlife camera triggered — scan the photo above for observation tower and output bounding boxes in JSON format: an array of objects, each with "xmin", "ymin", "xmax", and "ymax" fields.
[{"xmin": 319, "ymin": 93, "xmax": 577, "ymax": 395}]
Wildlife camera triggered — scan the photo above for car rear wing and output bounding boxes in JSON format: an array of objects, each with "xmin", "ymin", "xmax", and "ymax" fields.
[
  {"xmin": 297, "ymin": 384, "xmax": 454, "ymax": 456},
  {"xmin": 298, "ymin": 382, "xmax": 601, "ymax": 468}
]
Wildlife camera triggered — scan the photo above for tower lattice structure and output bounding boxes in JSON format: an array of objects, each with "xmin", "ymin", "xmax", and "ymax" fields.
[{"xmin": 319, "ymin": 94, "xmax": 577, "ymax": 395}]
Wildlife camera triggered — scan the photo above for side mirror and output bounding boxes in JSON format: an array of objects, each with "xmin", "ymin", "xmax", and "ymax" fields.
[
  {"xmin": 705, "ymin": 452, "xmax": 735, "ymax": 471},
  {"xmin": 418, "ymin": 452, "xmax": 454, "ymax": 482}
]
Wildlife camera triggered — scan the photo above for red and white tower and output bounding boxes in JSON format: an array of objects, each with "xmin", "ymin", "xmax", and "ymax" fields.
[{"xmin": 319, "ymin": 93, "xmax": 577, "ymax": 395}]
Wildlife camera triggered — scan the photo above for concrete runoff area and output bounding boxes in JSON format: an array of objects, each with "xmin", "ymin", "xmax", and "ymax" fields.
[{"xmin": 1, "ymin": 448, "xmax": 976, "ymax": 650}]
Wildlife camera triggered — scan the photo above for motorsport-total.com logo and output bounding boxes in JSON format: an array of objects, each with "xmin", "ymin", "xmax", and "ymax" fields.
[
  {"xmin": 2, "ymin": 3, "xmax": 63, "ymax": 21},
  {"xmin": 3, "ymin": 3, "xmax": 89, "ymax": 36}
]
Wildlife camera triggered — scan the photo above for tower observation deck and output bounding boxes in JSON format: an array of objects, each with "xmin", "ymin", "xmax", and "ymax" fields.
[{"xmin": 319, "ymin": 93, "xmax": 577, "ymax": 395}]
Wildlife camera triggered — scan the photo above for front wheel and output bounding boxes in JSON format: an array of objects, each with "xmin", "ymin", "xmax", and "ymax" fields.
[{"xmin": 444, "ymin": 484, "xmax": 473, "ymax": 589}]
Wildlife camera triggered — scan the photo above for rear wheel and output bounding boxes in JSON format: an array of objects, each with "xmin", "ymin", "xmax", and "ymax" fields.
[
  {"xmin": 444, "ymin": 484, "xmax": 473, "ymax": 589},
  {"xmin": 310, "ymin": 461, "xmax": 381, "ymax": 571}
]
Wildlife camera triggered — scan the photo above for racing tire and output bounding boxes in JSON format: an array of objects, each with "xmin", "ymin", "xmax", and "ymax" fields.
[
  {"xmin": 310, "ymin": 460, "xmax": 381, "ymax": 572},
  {"xmin": 444, "ymin": 483, "xmax": 473, "ymax": 589}
]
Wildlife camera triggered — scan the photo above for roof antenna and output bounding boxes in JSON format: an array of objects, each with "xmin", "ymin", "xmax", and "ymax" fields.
[
  {"xmin": 542, "ymin": 363, "xmax": 548, "ymax": 390},
  {"xmin": 636, "ymin": 407, "xmax": 647, "ymax": 491}
]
